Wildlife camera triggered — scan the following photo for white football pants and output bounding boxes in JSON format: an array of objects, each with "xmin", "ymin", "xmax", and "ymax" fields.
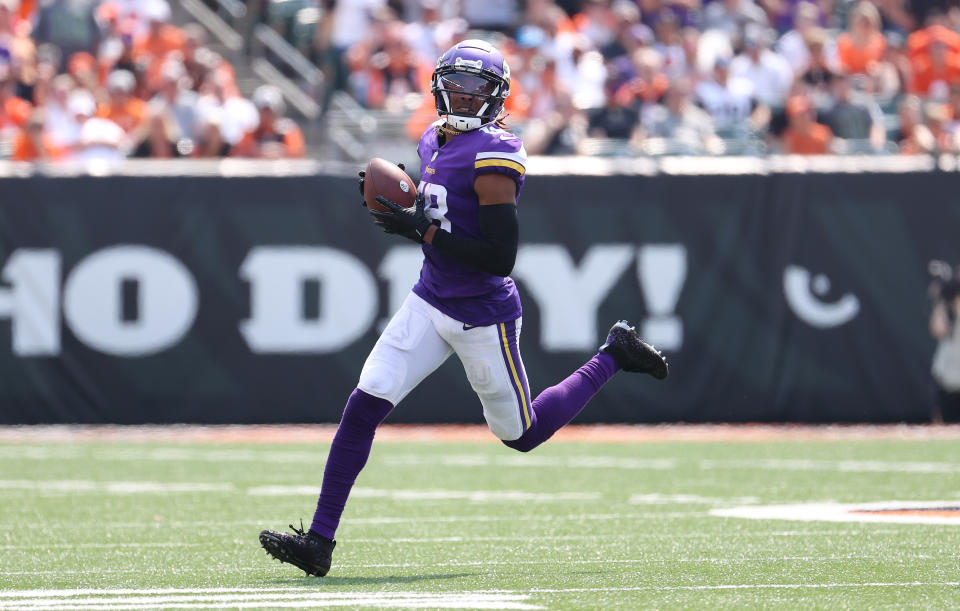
[{"xmin": 357, "ymin": 292, "xmax": 533, "ymax": 441}]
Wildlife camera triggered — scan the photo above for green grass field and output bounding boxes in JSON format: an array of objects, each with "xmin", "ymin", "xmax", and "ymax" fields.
[{"xmin": 3, "ymin": 428, "xmax": 960, "ymax": 609}]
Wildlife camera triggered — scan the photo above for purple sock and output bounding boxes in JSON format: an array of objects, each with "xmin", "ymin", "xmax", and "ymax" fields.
[
  {"xmin": 503, "ymin": 352, "xmax": 619, "ymax": 452},
  {"xmin": 310, "ymin": 388, "xmax": 393, "ymax": 539}
]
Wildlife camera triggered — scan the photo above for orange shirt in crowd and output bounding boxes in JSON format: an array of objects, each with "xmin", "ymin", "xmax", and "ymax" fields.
[
  {"xmin": 909, "ymin": 55, "xmax": 960, "ymax": 95},
  {"xmin": 11, "ymin": 130, "xmax": 63, "ymax": 161},
  {"xmin": 232, "ymin": 119, "xmax": 305, "ymax": 158},
  {"xmin": 907, "ymin": 25, "xmax": 960, "ymax": 63},
  {"xmin": 782, "ymin": 123, "xmax": 833, "ymax": 154},
  {"xmin": 0, "ymin": 95, "xmax": 31, "ymax": 129},
  {"xmin": 133, "ymin": 24, "xmax": 186, "ymax": 70},
  {"xmin": 97, "ymin": 97, "xmax": 147, "ymax": 133},
  {"xmin": 835, "ymin": 31, "xmax": 886, "ymax": 74}
]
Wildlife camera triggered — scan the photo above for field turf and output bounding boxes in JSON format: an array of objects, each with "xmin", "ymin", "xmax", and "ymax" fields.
[{"xmin": 2, "ymin": 426, "xmax": 960, "ymax": 609}]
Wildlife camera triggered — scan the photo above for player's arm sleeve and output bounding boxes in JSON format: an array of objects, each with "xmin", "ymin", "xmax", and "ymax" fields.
[{"xmin": 430, "ymin": 204, "xmax": 518, "ymax": 277}]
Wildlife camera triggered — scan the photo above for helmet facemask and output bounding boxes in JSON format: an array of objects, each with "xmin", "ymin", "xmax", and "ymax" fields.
[{"xmin": 431, "ymin": 44, "xmax": 510, "ymax": 132}]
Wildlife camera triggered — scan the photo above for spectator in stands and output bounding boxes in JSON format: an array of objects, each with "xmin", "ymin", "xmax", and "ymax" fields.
[
  {"xmin": 795, "ymin": 27, "xmax": 832, "ymax": 93},
  {"xmin": 524, "ymin": 93, "xmax": 586, "ymax": 155},
  {"xmin": 28, "ymin": 56, "xmax": 50, "ymax": 107},
  {"xmin": 895, "ymin": 94, "xmax": 935, "ymax": 153},
  {"xmin": 180, "ymin": 23, "xmax": 208, "ymax": 90},
  {"xmin": 0, "ymin": 0, "xmax": 35, "ymax": 70},
  {"xmin": 461, "ymin": 0, "xmax": 519, "ymax": 34},
  {"xmin": 922, "ymin": 99, "xmax": 959, "ymax": 151},
  {"xmin": 11, "ymin": 109, "xmax": 63, "ymax": 160},
  {"xmin": 702, "ymin": 0, "xmax": 770, "ymax": 39},
  {"xmin": 620, "ymin": 47, "xmax": 670, "ymax": 106},
  {"xmin": 776, "ymin": 1, "xmax": 821, "ymax": 75},
  {"xmin": 42, "ymin": 74, "xmax": 75, "ymax": 148},
  {"xmin": 232, "ymin": 84, "xmax": 304, "ymax": 158},
  {"xmin": 781, "ymin": 93, "xmax": 832, "ymax": 153},
  {"xmin": 128, "ymin": 99, "xmax": 186, "ymax": 157},
  {"xmin": 72, "ymin": 90, "xmax": 125, "ymax": 161},
  {"xmin": 821, "ymin": 73, "xmax": 886, "ymax": 152},
  {"xmin": 639, "ymin": 77, "xmax": 720, "ymax": 154},
  {"xmin": 873, "ymin": 31, "xmax": 909, "ymax": 102},
  {"xmin": 66, "ymin": 52, "xmax": 101, "ymax": 95},
  {"xmin": 572, "ymin": 0, "xmax": 618, "ymax": 52},
  {"xmin": 696, "ymin": 55, "xmax": 762, "ymax": 136},
  {"xmin": 929, "ymin": 261, "xmax": 960, "ymax": 422},
  {"xmin": 134, "ymin": 0, "xmax": 185, "ymax": 84},
  {"xmin": 59, "ymin": 87, "xmax": 95, "ymax": 153},
  {"xmin": 326, "ymin": 0, "xmax": 387, "ymax": 94},
  {"xmin": 835, "ymin": 1, "xmax": 886, "ymax": 75},
  {"xmin": 729, "ymin": 25, "xmax": 794, "ymax": 109},
  {"xmin": 587, "ymin": 71, "xmax": 642, "ymax": 141},
  {"xmin": 195, "ymin": 70, "xmax": 255, "ymax": 145},
  {"xmin": 9, "ymin": 39, "xmax": 37, "ymax": 105},
  {"xmin": 151, "ymin": 59, "xmax": 197, "ymax": 140},
  {"xmin": 594, "ymin": 1, "xmax": 649, "ymax": 61},
  {"xmin": 908, "ymin": 35, "xmax": 960, "ymax": 96},
  {"xmin": 653, "ymin": 10, "xmax": 690, "ymax": 80},
  {"xmin": 362, "ymin": 20, "xmax": 429, "ymax": 111},
  {"xmin": 97, "ymin": 69, "xmax": 145, "ymax": 134},
  {"xmin": 191, "ymin": 110, "xmax": 229, "ymax": 157},
  {"xmin": 33, "ymin": 0, "xmax": 100, "ymax": 72},
  {"xmin": 0, "ymin": 63, "xmax": 31, "ymax": 137}
]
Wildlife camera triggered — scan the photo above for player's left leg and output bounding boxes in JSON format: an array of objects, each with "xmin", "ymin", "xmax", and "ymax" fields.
[{"xmin": 260, "ymin": 293, "xmax": 454, "ymax": 576}]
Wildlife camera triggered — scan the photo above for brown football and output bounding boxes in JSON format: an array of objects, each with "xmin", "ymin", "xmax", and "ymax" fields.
[{"xmin": 364, "ymin": 158, "xmax": 417, "ymax": 212}]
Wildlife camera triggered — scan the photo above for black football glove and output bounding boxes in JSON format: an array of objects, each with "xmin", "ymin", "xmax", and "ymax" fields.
[
  {"xmin": 369, "ymin": 193, "xmax": 432, "ymax": 243},
  {"xmin": 357, "ymin": 162, "xmax": 405, "ymax": 208}
]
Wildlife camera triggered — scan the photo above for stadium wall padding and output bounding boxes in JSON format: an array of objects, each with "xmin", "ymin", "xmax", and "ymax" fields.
[{"xmin": 0, "ymin": 170, "xmax": 957, "ymax": 424}]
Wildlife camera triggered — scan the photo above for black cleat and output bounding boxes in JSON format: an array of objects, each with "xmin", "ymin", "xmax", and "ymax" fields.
[
  {"xmin": 600, "ymin": 320, "xmax": 669, "ymax": 379},
  {"xmin": 259, "ymin": 522, "xmax": 336, "ymax": 577}
]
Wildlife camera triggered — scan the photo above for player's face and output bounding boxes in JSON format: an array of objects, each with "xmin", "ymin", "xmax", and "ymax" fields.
[{"xmin": 441, "ymin": 72, "xmax": 496, "ymax": 115}]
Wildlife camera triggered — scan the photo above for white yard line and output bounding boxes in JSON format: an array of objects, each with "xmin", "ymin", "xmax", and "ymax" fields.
[
  {"xmin": 389, "ymin": 454, "xmax": 676, "ymax": 470},
  {"xmin": 701, "ymin": 458, "xmax": 960, "ymax": 474},
  {"xmin": 531, "ymin": 582, "xmax": 960, "ymax": 592},
  {"xmin": 0, "ymin": 590, "xmax": 542, "ymax": 610},
  {"xmin": 2, "ymin": 554, "xmax": 943, "ymax": 577},
  {"xmin": 0, "ymin": 481, "xmax": 234, "ymax": 493},
  {"xmin": 0, "ymin": 529, "xmax": 908, "ymax": 552},
  {"xmin": 712, "ymin": 500, "xmax": 960, "ymax": 525},
  {"xmin": 4, "ymin": 582, "xmax": 959, "ymax": 611},
  {"xmin": 248, "ymin": 486, "xmax": 600, "ymax": 502},
  {"xmin": 0, "ymin": 542, "xmax": 203, "ymax": 550},
  {"xmin": 1, "ymin": 512, "xmax": 700, "ymax": 530},
  {"xmin": 629, "ymin": 493, "xmax": 761, "ymax": 505}
]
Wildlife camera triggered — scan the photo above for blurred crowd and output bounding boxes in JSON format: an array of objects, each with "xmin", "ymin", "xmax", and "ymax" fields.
[
  {"xmin": 308, "ymin": 0, "xmax": 960, "ymax": 155},
  {"xmin": 1, "ymin": 0, "xmax": 303, "ymax": 162},
  {"xmin": 11, "ymin": 0, "xmax": 960, "ymax": 162}
]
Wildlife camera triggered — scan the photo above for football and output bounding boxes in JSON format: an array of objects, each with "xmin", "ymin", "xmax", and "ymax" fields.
[{"xmin": 364, "ymin": 158, "xmax": 417, "ymax": 212}]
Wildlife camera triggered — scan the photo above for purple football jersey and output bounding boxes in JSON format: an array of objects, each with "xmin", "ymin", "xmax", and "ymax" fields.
[{"xmin": 411, "ymin": 121, "xmax": 527, "ymax": 327}]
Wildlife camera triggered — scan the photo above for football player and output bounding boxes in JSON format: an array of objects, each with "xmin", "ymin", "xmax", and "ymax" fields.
[{"xmin": 259, "ymin": 39, "xmax": 669, "ymax": 577}]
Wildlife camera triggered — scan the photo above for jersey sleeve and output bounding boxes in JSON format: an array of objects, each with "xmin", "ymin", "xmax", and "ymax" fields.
[{"xmin": 473, "ymin": 129, "xmax": 527, "ymax": 192}]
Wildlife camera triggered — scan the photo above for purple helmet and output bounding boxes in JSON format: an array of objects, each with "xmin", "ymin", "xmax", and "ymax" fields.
[{"xmin": 431, "ymin": 39, "xmax": 511, "ymax": 132}]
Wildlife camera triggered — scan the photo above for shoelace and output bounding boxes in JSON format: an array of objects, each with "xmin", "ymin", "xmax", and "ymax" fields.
[{"xmin": 289, "ymin": 519, "xmax": 307, "ymax": 537}]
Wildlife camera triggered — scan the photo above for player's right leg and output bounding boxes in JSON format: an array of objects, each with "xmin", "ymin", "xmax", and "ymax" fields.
[
  {"xmin": 260, "ymin": 293, "xmax": 453, "ymax": 576},
  {"xmin": 451, "ymin": 318, "xmax": 667, "ymax": 453}
]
